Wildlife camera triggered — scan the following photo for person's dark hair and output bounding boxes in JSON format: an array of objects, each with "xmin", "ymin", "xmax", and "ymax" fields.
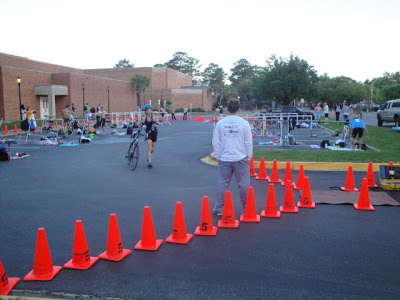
[{"xmin": 227, "ymin": 98, "xmax": 240, "ymax": 113}]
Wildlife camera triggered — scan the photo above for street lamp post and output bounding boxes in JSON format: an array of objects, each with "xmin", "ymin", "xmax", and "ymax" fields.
[
  {"xmin": 107, "ymin": 86, "xmax": 110, "ymax": 112},
  {"xmin": 82, "ymin": 83, "xmax": 85, "ymax": 115},
  {"xmin": 17, "ymin": 76, "xmax": 22, "ymax": 120}
]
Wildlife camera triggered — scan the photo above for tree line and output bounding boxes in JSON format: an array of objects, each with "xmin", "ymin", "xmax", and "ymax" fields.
[{"xmin": 114, "ymin": 52, "xmax": 400, "ymax": 109}]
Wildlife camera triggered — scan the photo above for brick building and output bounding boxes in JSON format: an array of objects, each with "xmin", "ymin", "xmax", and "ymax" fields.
[{"xmin": 0, "ymin": 53, "xmax": 212, "ymax": 120}]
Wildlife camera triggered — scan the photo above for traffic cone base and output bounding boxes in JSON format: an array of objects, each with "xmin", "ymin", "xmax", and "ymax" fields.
[
  {"xmin": 340, "ymin": 186, "xmax": 359, "ymax": 192},
  {"xmin": 166, "ymin": 233, "xmax": 193, "ymax": 244},
  {"xmin": 281, "ymin": 181, "xmax": 295, "ymax": 187},
  {"xmin": 194, "ymin": 226, "xmax": 218, "ymax": 236},
  {"xmin": 23, "ymin": 265, "xmax": 62, "ymax": 281},
  {"xmin": 353, "ymin": 203, "xmax": 375, "ymax": 211},
  {"xmin": 134, "ymin": 239, "xmax": 163, "ymax": 250},
  {"xmin": 268, "ymin": 178, "xmax": 282, "ymax": 184},
  {"xmin": 99, "ymin": 248, "xmax": 132, "ymax": 261},
  {"xmin": 0, "ymin": 277, "xmax": 20, "ymax": 295},
  {"xmin": 260, "ymin": 210, "xmax": 281, "ymax": 218},
  {"xmin": 279, "ymin": 206, "xmax": 299, "ymax": 213},
  {"xmin": 240, "ymin": 214, "xmax": 261, "ymax": 222},
  {"xmin": 64, "ymin": 256, "xmax": 99, "ymax": 270},
  {"xmin": 218, "ymin": 219, "xmax": 240, "ymax": 228},
  {"xmin": 0, "ymin": 261, "xmax": 20, "ymax": 295},
  {"xmin": 297, "ymin": 201, "xmax": 316, "ymax": 208}
]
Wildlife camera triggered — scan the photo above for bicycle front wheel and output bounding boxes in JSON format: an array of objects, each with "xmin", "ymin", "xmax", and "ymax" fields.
[
  {"xmin": 127, "ymin": 141, "xmax": 134, "ymax": 165},
  {"xmin": 131, "ymin": 143, "xmax": 139, "ymax": 171}
]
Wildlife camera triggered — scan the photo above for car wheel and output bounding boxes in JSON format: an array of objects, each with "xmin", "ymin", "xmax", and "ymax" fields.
[
  {"xmin": 377, "ymin": 115, "xmax": 383, "ymax": 126},
  {"xmin": 395, "ymin": 115, "xmax": 400, "ymax": 127}
]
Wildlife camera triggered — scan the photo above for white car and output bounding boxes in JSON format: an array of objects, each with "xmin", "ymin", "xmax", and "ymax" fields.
[{"xmin": 377, "ymin": 99, "xmax": 400, "ymax": 127}]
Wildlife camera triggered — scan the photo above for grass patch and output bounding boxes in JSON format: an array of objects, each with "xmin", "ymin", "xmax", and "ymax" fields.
[{"xmin": 254, "ymin": 119, "xmax": 400, "ymax": 163}]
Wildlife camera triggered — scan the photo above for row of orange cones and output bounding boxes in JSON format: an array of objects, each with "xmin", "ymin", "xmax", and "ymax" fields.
[
  {"xmin": 249, "ymin": 157, "xmax": 379, "ymax": 190},
  {"xmin": 1, "ymin": 172, "xmax": 374, "ymax": 295},
  {"xmin": 0, "ymin": 180, "xmax": 308, "ymax": 295}
]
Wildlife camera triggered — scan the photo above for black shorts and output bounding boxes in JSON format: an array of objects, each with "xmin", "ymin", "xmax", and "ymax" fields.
[
  {"xmin": 352, "ymin": 128, "xmax": 364, "ymax": 138},
  {"xmin": 145, "ymin": 131, "xmax": 157, "ymax": 142},
  {"xmin": 100, "ymin": 118, "xmax": 106, "ymax": 127},
  {"xmin": 324, "ymin": 113, "xmax": 329, "ymax": 117}
]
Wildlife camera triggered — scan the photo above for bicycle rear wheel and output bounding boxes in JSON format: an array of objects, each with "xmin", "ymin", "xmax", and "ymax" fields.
[
  {"xmin": 131, "ymin": 143, "xmax": 139, "ymax": 171},
  {"xmin": 127, "ymin": 141, "xmax": 134, "ymax": 165}
]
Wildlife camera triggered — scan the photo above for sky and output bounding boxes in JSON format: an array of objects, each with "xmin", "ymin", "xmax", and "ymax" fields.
[{"xmin": 0, "ymin": 0, "xmax": 399, "ymax": 83}]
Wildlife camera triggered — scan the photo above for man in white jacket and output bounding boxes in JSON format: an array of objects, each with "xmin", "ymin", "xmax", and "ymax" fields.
[{"xmin": 212, "ymin": 98, "xmax": 253, "ymax": 216}]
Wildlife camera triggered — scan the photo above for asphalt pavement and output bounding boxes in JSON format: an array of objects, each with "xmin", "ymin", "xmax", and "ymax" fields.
[{"xmin": 1, "ymin": 120, "xmax": 400, "ymax": 299}]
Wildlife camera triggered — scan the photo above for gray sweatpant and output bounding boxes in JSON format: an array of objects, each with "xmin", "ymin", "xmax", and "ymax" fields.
[{"xmin": 214, "ymin": 158, "xmax": 250, "ymax": 213}]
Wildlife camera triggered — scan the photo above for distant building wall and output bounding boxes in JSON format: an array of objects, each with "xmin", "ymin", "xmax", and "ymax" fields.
[{"xmin": 0, "ymin": 52, "xmax": 211, "ymax": 120}]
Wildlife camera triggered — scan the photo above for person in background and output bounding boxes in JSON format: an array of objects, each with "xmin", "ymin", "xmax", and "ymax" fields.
[
  {"xmin": 20, "ymin": 104, "xmax": 27, "ymax": 120},
  {"xmin": 314, "ymin": 103, "xmax": 322, "ymax": 124},
  {"xmin": 183, "ymin": 107, "xmax": 188, "ymax": 120},
  {"xmin": 171, "ymin": 107, "xmax": 176, "ymax": 120},
  {"xmin": 323, "ymin": 102, "xmax": 329, "ymax": 124},
  {"xmin": 100, "ymin": 106, "xmax": 107, "ymax": 135},
  {"xmin": 71, "ymin": 103, "xmax": 77, "ymax": 115},
  {"xmin": 212, "ymin": 98, "xmax": 253, "ymax": 216},
  {"xmin": 349, "ymin": 114, "xmax": 369, "ymax": 150},
  {"xmin": 26, "ymin": 106, "xmax": 37, "ymax": 129},
  {"xmin": 355, "ymin": 103, "xmax": 363, "ymax": 119},
  {"xmin": 342, "ymin": 101, "xmax": 350, "ymax": 122},
  {"xmin": 84, "ymin": 102, "xmax": 90, "ymax": 122},
  {"xmin": 335, "ymin": 102, "xmax": 341, "ymax": 122}
]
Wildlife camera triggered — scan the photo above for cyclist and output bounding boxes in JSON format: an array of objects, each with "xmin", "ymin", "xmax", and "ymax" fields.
[{"xmin": 142, "ymin": 104, "xmax": 158, "ymax": 168}]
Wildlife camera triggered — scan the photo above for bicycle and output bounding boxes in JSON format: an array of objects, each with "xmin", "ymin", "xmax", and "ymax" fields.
[
  {"xmin": 126, "ymin": 125, "xmax": 143, "ymax": 171},
  {"xmin": 342, "ymin": 120, "xmax": 351, "ymax": 145}
]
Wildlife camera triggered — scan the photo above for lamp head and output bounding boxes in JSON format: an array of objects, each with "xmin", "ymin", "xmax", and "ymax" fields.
[{"xmin": 17, "ymin": 76, "xmax": 21, "ymax": 84}]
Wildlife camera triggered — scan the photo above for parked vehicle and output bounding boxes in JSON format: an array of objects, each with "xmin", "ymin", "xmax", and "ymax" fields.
[
  {"xmin": 274, "ymin": 106, "xmax": 314, "ymax": 120},
  {"xmin": 377, "ymin": 99, "xmax": 400, "ymax": 127}
]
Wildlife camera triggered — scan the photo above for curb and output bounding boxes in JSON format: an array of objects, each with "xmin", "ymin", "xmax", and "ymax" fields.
[{"xmin": 202, "ymin": 154, "xmax": 381, "ymax": 172}]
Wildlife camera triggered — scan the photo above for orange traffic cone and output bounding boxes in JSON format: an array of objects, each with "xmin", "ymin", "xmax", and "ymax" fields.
[
  {"xmin": 268, "ymin": 159, "xmax": 282, "ymax": 183},
  {"xmin": 197, "ymin": 116, "xmax": 204, "ymax": 122},
  {"xmin": 366, "ymin": 162, "xmax": 378, "ymax": 188},
  {"xmin": 341, "ymin": 165, "xmax": 359, "ymax": 191},
  {"xmin": 166, "ymin": 202, "xmax": 193, "ymax": 244},
  {"xmin": 240, "ymin": 186, "xmax": 260, "ymax": 222},
  {"xmin": 297, "ymin": 177, "xmax": 315, "ymax": 208},
  {"xmin": 64, "ymin": 220, "xmax": 99, "ymax": 269},
  {"xmin": 354, "ymin": 178, "xmax": 375, "ymax": 211},
  {"xmin": 218, "ymin": 191, "xmax": 239, "ymax": 228},
  {"xmin": 293, "ymin": 164, "xmax": 305, "ymax": 190},
  {"xmin": 135, "ymin": 206, "xmax": 163, "ymax": 250},
  {"xmin": 210, "ymin": 117, "xmax": 214, "ymax": 123},
  {"xmin": 3, "ymin": 125, "xmax": 8, "ymax": 134},
  {"xmin": 24, "ymin": 228, "xmax": 62, "ymax": 281},
  {"xmin": 279, "ymin": 180, "xmax": 299, "ymax": 213},
  {"xmin": 256, "ymin": 157, "xmax": 269, "ymax": 180},
  {"xmin": 261, "ymin": 184, "xmax": 281, "ymax": 218},
  {"xmin": 194, "ymin": 196, "xmax": 218, "ymax": 236},
  {"xmin": 0, "ymin": 261, "xmax": 20, "ymax": 295},
  {"xmin": 249, "ymin": 156, "xmax": 257, "ymax": 177},
  {"xmin": 281, "ymin": 162, "xmax": 294, "ymax": 186},
  {"xmin": 55, "ymin": 121, "xmax": 58, "ymax": 129},
  {"xmin": 13, "ymin": 124, "xmax": 18, "ymax": 133},
  {"xmin": 99, "ymin": 214, "xmax": 131, "ymax": 261}
]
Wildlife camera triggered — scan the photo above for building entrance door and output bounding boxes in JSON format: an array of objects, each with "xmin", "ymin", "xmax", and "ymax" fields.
[{"xmin": 40, "ymin": 97, "xmax": 49, "ymax": 119}]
